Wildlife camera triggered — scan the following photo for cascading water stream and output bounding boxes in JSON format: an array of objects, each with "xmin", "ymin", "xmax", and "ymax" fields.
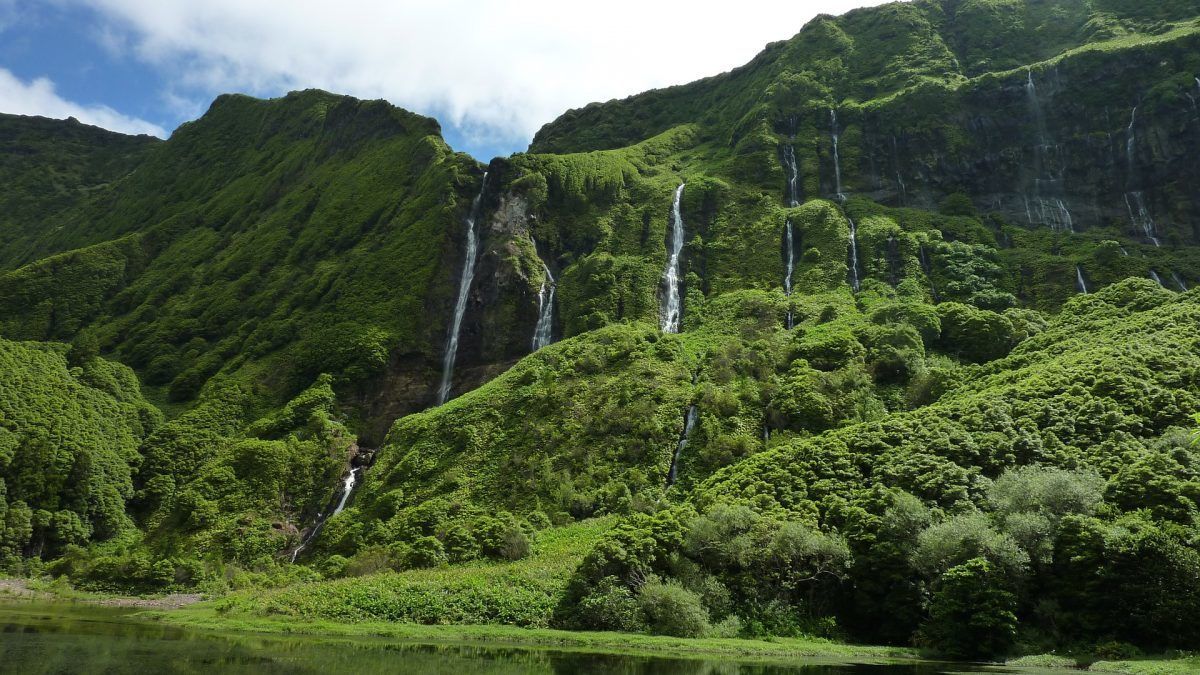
[
  {"xmin": 919, "ymin": 245, "xmax": 939, "ymax": 301},
  {"xmin": 830, "ymin": 109, "xmax": 845, "ymax": 202},
  {"xmin": 783, "ymin": 144, "xmax": 801, "ymax": 207},
  {"xmin": 1075, "ymin": 266, "xmax": 1089, "ymax": 295},
  {"xmin": 437, "ymin": 173, "xmax": 489, "ymax": 405},
  {"xmin": 829, "ymin": 109, "xmax": 861, "ymax": 292},
  {"xmin": 660, "ymin": 183, "xmax": 686, "ymax": 333},
  {"xmin": 292, "ymin": 466, "xmax": 362, "ymax": 563},
  {"xmin": 1171, "ymin": 272, "xmax": 1188, "ymax": 292},
  {"xmin": 1124, "ymin": 191, "xmax": 1160, "ymax": 247},
  {"xmin": 331, "ymin": 468, "xmax": 359, "ymax": 517},
  {"xmin": 531, "ymin": 261, "xmax": 556, "ymax": 351},
  {"xmin": 784, "ymin": 220, "xmax": 795, "ymax": 329},
  {"xmin": 1150, "ymin": 269, "xmax": 1165, "ymax": 287},
  {"xmin": 1126, "ymin": 107, "xmax": 1138, "ymax": 173},
  {"xmin": 666, "ymin": 405, "xmax": 699, "ymax": 488},
  {"xmin": 1023, "ymin": 70, "xmax": 1074, "ymax": 232},
  {"xmin": 847, "ymin": 215, "xmax": 862, "ymax": 293}
]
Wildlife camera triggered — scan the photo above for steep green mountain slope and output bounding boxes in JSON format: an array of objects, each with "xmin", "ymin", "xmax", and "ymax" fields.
[
  {"xmin": 0, "ymin": 114, "xmax": 158, "ymax": 269},
  {"xmin": 1, "ymin": 0, "xmax": 1199, "ymax": 661},
  {"xmin": 0, "ymin": 91, "xmax": 491, "ymax": 440}
]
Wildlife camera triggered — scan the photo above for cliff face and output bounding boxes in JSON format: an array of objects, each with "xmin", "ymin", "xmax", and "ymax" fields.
[{"xmin": 841, "ymin": 32, "xmax": 1200, "ymax": 244}]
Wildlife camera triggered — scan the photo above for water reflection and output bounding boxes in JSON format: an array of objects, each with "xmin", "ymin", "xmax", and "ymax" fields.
[{"xmin": 0, "ymin": 601, "xmax": 1021, "ymax": 674}]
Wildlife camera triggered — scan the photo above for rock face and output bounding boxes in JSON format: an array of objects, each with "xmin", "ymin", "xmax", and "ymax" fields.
[{"xmin": 843, "ymin": 36, "xmax": 1200, "ymax": 243}]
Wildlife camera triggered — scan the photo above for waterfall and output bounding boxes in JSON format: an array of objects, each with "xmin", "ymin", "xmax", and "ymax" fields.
[
  {"xmin": 1126, "ymin": 107, "xmax": 1138, "ymax": 172},
  {"xmin": 1120, "ymin": 246, "xmax": 1130, "ymax": 257},
  {"xmin": 891, "ymin": 136, "xmax": 907, "ymax": 205},
  {"xmin": 666, "ymin": 405, "xmax": 699, "ymax": 488},
  {"xmin": 331, "ymin": 468, "xmax": 359, "ymax": 517},
  {"xmin": 1024, "ymin": 70, "xmax": 1073, "ymax": 232},
  {"xmin": 830, "ymin": 109, "xmax": 845, "ymax": 202},
  {"xmin": 919, "ymin": 244, "xmax": 938, "ymax": 301},
  {"xmin": 1026, "ymin": 69, "xmax": 1047, "ymax": 146},
  {"xmin": 783, "ymin": 144, "xmax": 801, "ymax": 207},
  {"xmin": 437, "ymin": 173, "xmax": 489, "ymax": 405},
  {"xmin": 1172, "ymin": 272, "xmax": 1189, "ymax": 292},
  {"xmin": 1075, "ymin": 266, "xmax": 1089, "ymax": 294},
  {"xmin": 291, "ymin": 466, "xmax": 361, "ymax": 563},
  {"xmin": 1150, "ymin": 269, "xmax": 1165, "ymax": 287},
  {"xmin": 531, "ymin": 263, "xmax": 556, "ymax": 351},
  {"xmin": 1124, "ymin": 191, "xmax": 1160, "ymax": 247},
  {"xmin": 660, "ymin": 183, "xmax": 686, "ymax": 333},
  {"xmin": 847, "ymin": 215, "xmax": 862, "ymax": 292},
  {"xmin": 784, "ymin": 220, "xmax": 795, "ymax": 329}
]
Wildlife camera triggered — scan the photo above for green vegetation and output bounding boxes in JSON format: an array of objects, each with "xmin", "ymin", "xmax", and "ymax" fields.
[{"xmin": 2, "ymin": 0, "xmax": 1200, "ymax": 665}]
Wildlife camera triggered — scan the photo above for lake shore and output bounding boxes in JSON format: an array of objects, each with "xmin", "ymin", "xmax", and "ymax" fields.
[
  {"xmin": 0, "ymin": 577, "xmax": 203, "ymax": 609},
  {"xmin": 4, "ymin": 578, "xmax": 1196, "ymax": 674}
]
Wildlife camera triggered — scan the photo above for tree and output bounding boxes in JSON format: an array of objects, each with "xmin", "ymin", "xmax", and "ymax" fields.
[
  {"xmin": 921, "ymin": 558, "xmax": 1018, "ymax": 659},
  {"xmin": 638, "ymin": 579, "xmax": 710, "ymax": 637}
]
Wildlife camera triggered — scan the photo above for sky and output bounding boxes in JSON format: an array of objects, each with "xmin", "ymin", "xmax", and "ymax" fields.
[{"xmin": 0, "ymin": 0, "xmax": 894, "ymax": 159}]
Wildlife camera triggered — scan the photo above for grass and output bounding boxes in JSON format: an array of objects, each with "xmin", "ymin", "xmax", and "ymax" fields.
[
  {"xmin": 151, "ymin": 608, "xmax": 919, "ymax": 664},
  {"xmin": 145, "ymin": 515, "xmax": 920, "ymax": 664},
  {"xmin": 204, "ymin": 517, "xmax": 618, "ymax": 627}
]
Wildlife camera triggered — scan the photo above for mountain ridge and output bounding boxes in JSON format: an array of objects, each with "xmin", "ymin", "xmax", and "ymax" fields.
[{"xmin": 1, "ymin": 0, "xmax": 1200, "ymax": 661}]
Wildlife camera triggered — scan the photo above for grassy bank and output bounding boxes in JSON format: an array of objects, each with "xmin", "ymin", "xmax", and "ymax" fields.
[{"xmin": 152, "ymin": 605, "xmax": 918, "ymax": 663}]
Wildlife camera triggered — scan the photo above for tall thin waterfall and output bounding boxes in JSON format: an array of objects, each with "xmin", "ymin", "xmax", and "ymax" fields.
[
  {"xmin": 783, "ymin": 144, "xmax": 801, "ymax": 207},
  {"xmin": 1126, "ymin": 107, "xmax": 1138, "ymax": 172},
  {"xmin": 1150, "ymin": 269, "xmax": 1165, "ymax": 287},
  {"xmin": 666, "ymin": 405, "xmax": 699, "ymax": 488},
  {"xmin": 437, "ymin": 173, "xmax": 488, "ymax": 405},
  {"xmin": 1172, "ymin": 272, "xmax": 1189, "ymax": 292},
  {"xmin": 828, "ymin": 109, "xmax": 859, "ymax": 291},
  {"xmin": 847, "ymin": 216, "xmax": 862, "ymax": 292},
  {"xmin": 660, "ymin": 183, "xmax": 686, "ymax": 333},
  {"xmin": 1075, "ymin": 266, "xmax": 1089, "ymax": 294},
  {"xmin": 1124, "ymin": 191, "xmax": 1160, "ymax": 247},
  {"xmin": 1024, "ymin": 69, "xmax": 1073, "ymax": 232},
  {"xmin": 784, "ymin": 220, "xmax": 795, "ymax": 329},
  {"xmin": 531, "ymin": 261, "xmax": 556, "ymax": 351},
  {"xmin": 830, "ymin": 109, "xmax": 846, "ymax": 202}
]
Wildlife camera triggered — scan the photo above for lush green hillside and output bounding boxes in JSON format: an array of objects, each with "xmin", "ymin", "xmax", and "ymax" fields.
[
  {"xmin": 0, "ymin": 0, "xmax": 1199, "ymax": 663},
  {"xmin": 0, "ymin": 114, "xmax": 158, "ymax": 270},
  {"xmin": 0, "ymin": 338, "xmax": 159, "ymax": 569}
]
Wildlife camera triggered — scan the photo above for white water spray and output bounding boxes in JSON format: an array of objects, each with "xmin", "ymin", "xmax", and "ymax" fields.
[
  {"xmin": 1150, "ymin": 269, "xmax": 1165, "ymax": 287},
  {"xmin": 660, "ymin": 183, "xmax": 686, "ymax": 333},
  {"xmin": 437, "ymin": 173, "xmax": 489, "ymax": 405},
  {"xmin": 1075, "ymin": 266, "xmax": 1089, "ymax": 294}
]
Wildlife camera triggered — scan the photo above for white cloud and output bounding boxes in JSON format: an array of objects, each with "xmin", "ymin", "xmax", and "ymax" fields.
[
  {"xmin": 0, "ymin": 67, "xmax": 166, "ymax": 136},
  {"xmin": 72, "ymin": 0, "xmax": 894, "ymax": 151}
]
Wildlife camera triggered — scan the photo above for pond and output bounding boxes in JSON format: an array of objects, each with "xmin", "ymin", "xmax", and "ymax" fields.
[{"xmin": 0, "ymin": 600, "xmax": 1040, "ymax": 674}]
